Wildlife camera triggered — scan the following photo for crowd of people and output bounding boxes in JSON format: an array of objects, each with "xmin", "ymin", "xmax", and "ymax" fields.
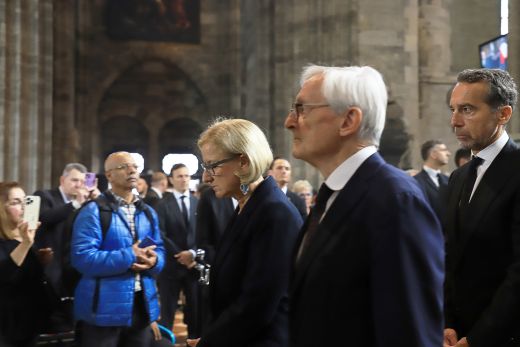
[{"xmin": 0, "ymin": 65, "xmax": 519, "ymax": 347}]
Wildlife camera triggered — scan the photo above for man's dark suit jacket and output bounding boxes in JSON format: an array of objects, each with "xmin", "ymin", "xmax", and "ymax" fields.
[
  {"xmin": 155, "ymin": 192, "xmax": 198, "ymax": 277},
  {"xmin": 445, "ymin": 140, "xmax": 520, "ymax": 347},
  {"xmin": 286, "ymin": 190, "xmax": 308, "ymax": 219},
  {"xmin": 143, "ymin": 188, "xmax": 161, "ymax": 209},
  {"xmin": 289, "ymin": 153, "xmax": 444, "ymax": 347},
  {"xmin": 414, "ymin": 169, "xmax": 449, "ymax": 223},
  {"xmin": 198, "ymin": 176, "xmax": 302, "ymax": 347},
  {"xmin": 34, "ymin": 188, "xmax": 75, "ymax": 295}
]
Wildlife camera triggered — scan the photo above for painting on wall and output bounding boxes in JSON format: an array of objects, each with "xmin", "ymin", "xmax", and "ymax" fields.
[{"xmin": 106, "ymin": 0, "xmax": 200, "ymax": 43}]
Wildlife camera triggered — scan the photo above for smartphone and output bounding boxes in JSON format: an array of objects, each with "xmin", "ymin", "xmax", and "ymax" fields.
[
  {"xmin": 23, "ymin": 195, "xmax": 41, "ymax": 229},
  {"xmin": 139, "ymin": 236, "xmax": 157, "ymax": 248},
  {"xmin": 85, "ymin": 172, "xmax": 96, "ymax": 189}
]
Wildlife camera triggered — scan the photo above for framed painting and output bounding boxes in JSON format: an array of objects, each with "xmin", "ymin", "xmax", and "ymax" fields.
[{"xmin": 106, "ymin": 0, "xmax": 200, "ymax": 43}]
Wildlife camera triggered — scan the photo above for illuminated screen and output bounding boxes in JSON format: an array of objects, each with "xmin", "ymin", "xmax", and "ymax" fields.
[{"xmin": 479, "ymin": 34, "xmax": 508, "ymax": 70}]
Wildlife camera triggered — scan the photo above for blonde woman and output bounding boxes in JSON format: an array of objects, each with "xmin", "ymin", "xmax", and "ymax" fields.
[{"xmin": 187, "ymin": 119, "xmax": 302, "ymax": 347}]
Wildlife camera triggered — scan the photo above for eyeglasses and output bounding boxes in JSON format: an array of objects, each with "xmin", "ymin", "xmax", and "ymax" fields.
[
  {"xmin": 289, "ymin": 103, "xmax": 330, "ymax": 120},
  {"xmin": 107, "ymin": 163, "xmax": 139, "ymax": 171},
  {"xmin": 200, "ymin": 156, "xmax": 238, "ymax": 176},
  {"xmin": 298, "ymin": 192, "xmax": 312, "ymax": 198}
]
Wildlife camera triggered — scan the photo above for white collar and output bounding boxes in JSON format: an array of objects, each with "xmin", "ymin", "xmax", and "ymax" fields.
[
  {"xmin": 325, "ymin": 146, "xmax": 378, "ymax": 191},
  {"xmin": 472, "ymin": 130, "xmax": 509, "ymax": 164}
]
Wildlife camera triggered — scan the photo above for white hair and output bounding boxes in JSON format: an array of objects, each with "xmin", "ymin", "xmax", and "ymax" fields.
[{"xmin": 300, "ymin": 65, "xmax": 388, "ymax": 146}]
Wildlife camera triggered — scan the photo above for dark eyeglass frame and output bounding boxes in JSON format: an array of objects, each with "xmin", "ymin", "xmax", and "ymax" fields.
[
  {"xmin": 289, "ymin": 103, "xmax": 330, "ymax": 120},
  {"xmin": 200, "ymin": 155, "xmax": 239, "ymax": 176},
  {"xmin": 107, "ymin": 163, "xmax": 139, "ymax": 171}
]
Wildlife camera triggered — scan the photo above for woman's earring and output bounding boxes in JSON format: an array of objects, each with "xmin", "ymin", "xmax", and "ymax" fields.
[{"xmin": 240, "ymin": 183, "xmax": 249, "ymax": 195}]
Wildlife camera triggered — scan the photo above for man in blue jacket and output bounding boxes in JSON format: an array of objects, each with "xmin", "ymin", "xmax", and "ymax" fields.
[{"xmin": 71, "ymin": 151, "xmax": 165, "ymax": 347}]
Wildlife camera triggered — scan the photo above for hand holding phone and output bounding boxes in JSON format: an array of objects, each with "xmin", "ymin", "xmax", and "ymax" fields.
[
  {"xmin": 23, "ymin": 195, "xmax": 41, "ymax": 230},
  {"xmin": 139, "ymin": 236, "xmax": 157, "ymax": 248},
  {"xmin": 85, "ymin": 172, "xmax": 97, "ymax": 189}
]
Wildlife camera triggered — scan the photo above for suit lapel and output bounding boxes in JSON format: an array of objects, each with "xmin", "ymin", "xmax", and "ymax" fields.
[
  {"xmin": 291, "ymin": 153, "xmax": 384, "ymax": 294},
  {"xmin": 455, "ymin": 141, "xmax": 519, "ymax": 264}
]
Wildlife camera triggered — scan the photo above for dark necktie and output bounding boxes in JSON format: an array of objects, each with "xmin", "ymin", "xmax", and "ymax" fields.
[
  {"xmin": 460, "ymin": 156, "xmax": 484, "ymax": 207},
  {"xmin": 180, "ymin": 195, "xmax": 189, "ymax": 226},
  {"xmin": 297, "ymin": 183, "xmax": 334, "ymax": 261}
]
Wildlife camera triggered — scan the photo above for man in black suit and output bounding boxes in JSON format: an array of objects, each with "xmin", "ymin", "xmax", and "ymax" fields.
[
  {"xmin": 285, "ymin": 65, "xmax": 444, "ymax": 347},
  {"xmin": 144, "ymin": 171, "xmax": 168, "ymax": 208},
  {"xmin": 155, "ymin": 163, "xmax": 199, "ymax": 337},
  {"xmin": 444, "ymin": 68, "xmax": 520, "ymax": 347},
  {"xmin": 268, "ymin": 156, "xmax": 307, "ymax": 218},
  {"xmin": 34, "ymin": 162, "xmax": 100, "ymax": 333},
  {"xmin": 194, "ymin": 187, "xmax": 235, "ymax": 334},
  {"xmin": 414, "ymin": 139, "xmax": 451, "ymax": 221}
]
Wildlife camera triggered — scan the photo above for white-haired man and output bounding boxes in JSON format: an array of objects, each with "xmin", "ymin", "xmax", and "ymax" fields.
[{"xmin": 286, "ymin": 65, "xmax": 444, "ymax": 347}]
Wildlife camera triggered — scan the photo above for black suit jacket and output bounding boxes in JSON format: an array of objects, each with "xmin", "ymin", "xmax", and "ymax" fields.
[
  {"xmin": 195, "ymin": 189, "xmax": 235, "ymax": 264},
  {"xmin": 155, "ymin": 192, "xmax": 198, "ymax": 277},
  {"xmin": 289, "ymin": 153, "xmax": 444, "ymax": 347},
  {"xmin": 445, "ymin": 140, "xmax": 520, "ymax": 347},
  {"xmin": 286, "ymin": 190, "xmax": 308, "ymax": 219},
  {"xmin": 414, "ymin": 169, "xmax": 448, "ymax": 223},
  {"xmin": 143, "ymin": 188, "xmax": 161, "ymax": 209},
  {"xmin": 33, "ymin": 188, "xmax": 76, "ymax": 294},
  {"xmin": 198, "ymin": 176, "xmax": 302, "ymax": 347}
]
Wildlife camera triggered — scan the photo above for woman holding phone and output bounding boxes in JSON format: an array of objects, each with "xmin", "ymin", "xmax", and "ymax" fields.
[{"xmin": 0, "ymin": 182, "xmax": 53, "ymax": 347}]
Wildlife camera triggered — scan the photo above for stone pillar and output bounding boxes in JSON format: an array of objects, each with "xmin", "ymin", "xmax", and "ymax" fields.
[
  {"xmin": 508, "ymin": 0, "xmax": 520, "ymax": 134},
  {"xmin": 0, "ymin": 0, "xmax": 54, "ymax": 192},
  {"xmin": 416, "ymin": 0, "xmax": 455, "ymax": 170}
]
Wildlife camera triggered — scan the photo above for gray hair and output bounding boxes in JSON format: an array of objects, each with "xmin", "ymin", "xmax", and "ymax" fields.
[
  {"xmin": 457, "ymin": 68, "xmax": 518, "ymax": 110},
  {"xmin": 300, "ymin": 64, "xmax": 388, "ymax": 146},
  {"xmin": 62, "ymin": 163, "xmax": 87, "ymax": 176}
]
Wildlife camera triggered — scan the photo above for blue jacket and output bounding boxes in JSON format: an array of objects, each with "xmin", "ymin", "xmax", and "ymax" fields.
[{"xmin": 71, "ymin": 195, "xmax": 165, "ymax": 326}]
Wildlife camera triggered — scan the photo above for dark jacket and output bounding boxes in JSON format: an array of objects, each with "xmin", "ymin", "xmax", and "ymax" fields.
[
  {"xmin": 445, "ymin": 140, "xmax": 520, "ymax": 347},
  {"xmin": 290, "ymin": 153, "xmax": 444, "ymax": 347},
  {"xmin": 198, "ymin": 176, "xmax": 302, "ymax": 347}
]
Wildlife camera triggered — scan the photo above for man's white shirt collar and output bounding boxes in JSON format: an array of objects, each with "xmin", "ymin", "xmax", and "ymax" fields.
[{"xmin": 325, "ymin": 146, "xmax": 378, "ymax": 191}]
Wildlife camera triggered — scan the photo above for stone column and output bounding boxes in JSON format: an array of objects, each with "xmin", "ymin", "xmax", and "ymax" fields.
[
  {"xmin": 0, "ymin": 0, "xmax": 54, "ymax": 192},
  {"xmin": 508, "ymin": 0, "xmax": 520, "ymax": 134}
]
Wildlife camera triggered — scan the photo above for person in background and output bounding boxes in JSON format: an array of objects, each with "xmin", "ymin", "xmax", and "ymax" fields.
[
  {"xmin": 144, "ymin": 171, "xmax": 169, "ymax": 209},
  {"xmin": 285, "ymin": 64, "xmax": 444, "ymax": 347},
  {"xmin": 71, "ymin": 152, "xmax": 165, "ymax": 347},
  {"xmin": 33, "ymin": 163, "xmax": 100, "ymax": 333},
  {"xmin": 414, "ymin": 139, "xmax": 451, "ymax": 222},
  {"xmin": 136, "ymin": 177, "xmax": 149, "ymax": 199},
  {"xmin": 268, "ymin": 157, "xmax": 307, "ymax": 219},
  {"xmin": 291, "ymin": 179, "xmax": 314, "ymax": 215},
  {"xmin": 187, "ymin": 118, "xmax": 302, "ymax": 347},
  {"xmin": 454, "ymin": 148, "xmax": 471, "ymax": 168},
  {"xmin": 155, "ymin": 163, "xmax": 199, "ymax": 337},
  {"xmin": 0, "ymin": 182, "xmax": 51, "ymax": 347}
]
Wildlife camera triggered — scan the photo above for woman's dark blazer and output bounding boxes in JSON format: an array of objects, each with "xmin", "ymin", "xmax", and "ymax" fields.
[{"xmin": 198, "ymin": 176, "xmax": 302, "ymax": 347}]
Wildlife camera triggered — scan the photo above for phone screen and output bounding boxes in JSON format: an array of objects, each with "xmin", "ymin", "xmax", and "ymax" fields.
[{"xmin": 85, "ymin": 172, "xmax": 96, "ymax": 189}]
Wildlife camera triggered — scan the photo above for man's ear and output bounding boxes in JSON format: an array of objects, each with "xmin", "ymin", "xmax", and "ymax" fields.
[
  {"xmin": 497, "ymin": 105, "xmax": 513, "ymax": 125},
  {"xmin": 168, "ymin": 176, "xmax": 174, "ymax": 186},
  {"xmin": 338, "ymin": 107, "xmax": 363, "ymax": 137}
]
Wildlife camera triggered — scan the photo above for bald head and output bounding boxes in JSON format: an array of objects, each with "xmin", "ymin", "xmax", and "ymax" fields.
[
  {"xmin": 105, "ymin": 151, "xmax": 134, "ymax": 172},
  {"xmin": 104, "ymin": 152, "xmax": 139, "ymax": 195}
]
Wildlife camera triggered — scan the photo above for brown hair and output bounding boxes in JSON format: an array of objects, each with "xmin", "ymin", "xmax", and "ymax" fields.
[{"xmin": 0, "ymin": 182, "xmax": 23, "ymax": 239}]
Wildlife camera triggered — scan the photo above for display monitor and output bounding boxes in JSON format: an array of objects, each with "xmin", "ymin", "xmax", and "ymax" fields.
[{"xmin": 479, "ymin": 34, "xmax": 508, "ymax": 70}]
